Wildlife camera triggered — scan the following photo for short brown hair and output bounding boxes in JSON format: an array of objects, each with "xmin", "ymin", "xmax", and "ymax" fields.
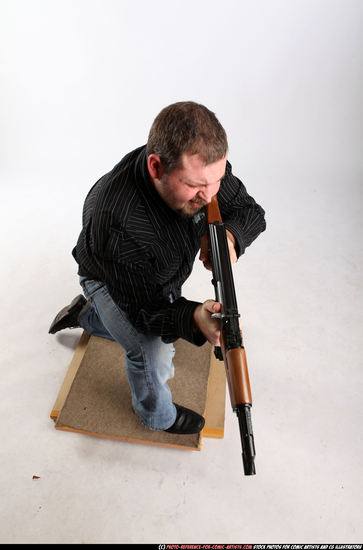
[{"xmin": 146, "ymin": 101, "xmax": 228, "ymax": 173}]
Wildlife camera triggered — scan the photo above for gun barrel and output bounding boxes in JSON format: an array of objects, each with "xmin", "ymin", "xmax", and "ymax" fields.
[
  {"xmin": 206, "ymin": 195, "xmax": 257, "ymax": 477},
  {"xmin": 236, "ymin": 404, "xmax": 256, "ymax": 476}
]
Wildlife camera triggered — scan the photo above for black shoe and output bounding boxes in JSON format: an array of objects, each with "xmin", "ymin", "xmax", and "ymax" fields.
[
  {"xmin": 164, "ymin": 403, "xmax": 205, "ymax": 435},
  {"xmin": 48, "ymin": 295, "xmax": 87, "ymax": 334}
]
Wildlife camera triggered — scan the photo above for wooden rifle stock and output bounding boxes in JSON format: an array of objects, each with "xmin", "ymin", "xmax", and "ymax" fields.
[{"xmin": 206, "ymin": 195, "xmax": 256, "ymax": 476}]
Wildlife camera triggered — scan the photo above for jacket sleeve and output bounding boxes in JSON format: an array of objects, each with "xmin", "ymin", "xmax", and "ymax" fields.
[
  {"xmin": 217, "ymin": 161, "xmax": 266, "ymax": 257},
  {"xmin": 92, "ymin": 224, "xmax": 206, "ymax": 346}
]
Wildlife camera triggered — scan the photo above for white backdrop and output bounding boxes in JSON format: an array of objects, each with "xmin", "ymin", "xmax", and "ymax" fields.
[{"xmin": 1, "ymin": 0, "xmax": 362, "ymax": 544}]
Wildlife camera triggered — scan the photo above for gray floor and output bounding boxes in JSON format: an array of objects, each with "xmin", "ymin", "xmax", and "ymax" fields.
[
  {"xmin": 1, "ymin": 0, "xmax": 362, "ymax": 544},
  {"xmin": 1, "ymin": 154, "xmax": 362, "ymax": 544}
]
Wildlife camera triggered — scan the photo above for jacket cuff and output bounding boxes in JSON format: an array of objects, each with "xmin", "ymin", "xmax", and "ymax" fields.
[
  {"xmin": 224, "ymin": 220, "xmax": 246, "ymax": 258},
  {"xmin": 167, "ymin": 298, "xmax": 207, "ymax": 346}
]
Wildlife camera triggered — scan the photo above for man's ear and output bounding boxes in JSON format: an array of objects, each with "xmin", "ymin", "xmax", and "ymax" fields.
[{"xmin": 147, "ymin": 154, "xmax": 164, "ymax": 181}]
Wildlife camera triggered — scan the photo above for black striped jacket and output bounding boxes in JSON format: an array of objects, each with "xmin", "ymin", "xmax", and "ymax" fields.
[{"xmin": 72, "ymin": 145, "xmax": 266, "ymax": 344}]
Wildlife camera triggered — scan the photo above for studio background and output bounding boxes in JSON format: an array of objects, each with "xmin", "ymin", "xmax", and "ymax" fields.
[{"xmin": 0, "ymin": 0, "xmax": 362, "ymax": 544}]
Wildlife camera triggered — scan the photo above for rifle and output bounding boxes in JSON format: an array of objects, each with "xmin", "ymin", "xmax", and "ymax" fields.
[{"xmin": 206, "ymin": 195, "xmax": 256, "ymax": 476}]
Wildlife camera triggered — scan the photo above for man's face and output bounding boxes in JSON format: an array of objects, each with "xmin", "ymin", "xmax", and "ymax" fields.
[{"xmin": 152, "ymin": 153, "xmax": 227, "ymax": 218}]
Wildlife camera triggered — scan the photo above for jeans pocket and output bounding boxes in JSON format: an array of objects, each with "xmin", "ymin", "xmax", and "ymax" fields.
[{"xmin": 81, "ymin": 279, "xmax": 105, "ymax": 301}]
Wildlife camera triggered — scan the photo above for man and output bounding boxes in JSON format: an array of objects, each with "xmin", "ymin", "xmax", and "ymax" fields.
[{"xmin": 49, "ymin": 101, "xmax": 266, "ymax": 435}]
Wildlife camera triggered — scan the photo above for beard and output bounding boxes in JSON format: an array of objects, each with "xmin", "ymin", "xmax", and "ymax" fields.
[
  {"xmin": 175, "ymin": 198, "xmax": 207, "ymax": 218},
  {"xmin": 158, "ymin": 175, "xmax": 207, "ymax": 218}
]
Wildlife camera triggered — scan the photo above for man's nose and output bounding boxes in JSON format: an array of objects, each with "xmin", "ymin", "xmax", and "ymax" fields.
[{"xmin": 197, "ymin": 188, "xmax": 214, "ymax": 203}]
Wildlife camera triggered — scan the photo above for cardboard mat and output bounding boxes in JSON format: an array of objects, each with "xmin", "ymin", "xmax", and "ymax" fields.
[{"xmin": 51, "ymin": 332, "xmax": 226, "ymax": 451}]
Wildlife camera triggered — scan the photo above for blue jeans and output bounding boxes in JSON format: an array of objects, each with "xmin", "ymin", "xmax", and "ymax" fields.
[{"xmin": 78, "ymin": 278, "xmax": 177, "ymax": 430}]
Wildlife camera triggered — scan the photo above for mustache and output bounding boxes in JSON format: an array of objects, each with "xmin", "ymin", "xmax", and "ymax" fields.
[{"xmin": 190, "ymin": 197, "xmax": 207, "ymax": 205}]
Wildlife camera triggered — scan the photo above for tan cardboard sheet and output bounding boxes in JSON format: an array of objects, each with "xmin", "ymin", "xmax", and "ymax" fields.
[{"xmin": 51, "ymin": 333, "xmax": 226, "ymax": 451}]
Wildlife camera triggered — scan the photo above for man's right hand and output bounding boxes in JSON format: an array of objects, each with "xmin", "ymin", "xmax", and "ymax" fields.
[{"xmin": 193, "ymin": 300, "xmax": 221, "ymax": 346}]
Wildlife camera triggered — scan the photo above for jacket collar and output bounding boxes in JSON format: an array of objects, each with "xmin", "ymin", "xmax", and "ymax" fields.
[{"xmin": 133, "ymin": 145, "xmax": 190, "ymax": 234}]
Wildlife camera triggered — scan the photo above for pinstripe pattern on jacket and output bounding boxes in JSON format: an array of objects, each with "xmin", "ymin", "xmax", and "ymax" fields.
[{"xmin": 72, "ymin": 145, "xmax": 266, "ymax": 344}]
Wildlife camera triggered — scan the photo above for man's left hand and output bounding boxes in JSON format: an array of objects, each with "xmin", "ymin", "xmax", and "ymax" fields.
[{"xmin": 199, "ymin": 230, "xmax": 237, "ymax": 271}]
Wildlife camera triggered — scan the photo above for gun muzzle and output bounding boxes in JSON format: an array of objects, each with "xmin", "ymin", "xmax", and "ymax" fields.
[{"xmin": 236, "ymin": 404, "xmax": 256, "ymax": 476}]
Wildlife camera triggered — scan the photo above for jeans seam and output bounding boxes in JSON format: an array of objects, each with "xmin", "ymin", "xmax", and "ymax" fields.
[{"xmin": 139, "ymin": 345, "xmax": 158, "ymax": 430}]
